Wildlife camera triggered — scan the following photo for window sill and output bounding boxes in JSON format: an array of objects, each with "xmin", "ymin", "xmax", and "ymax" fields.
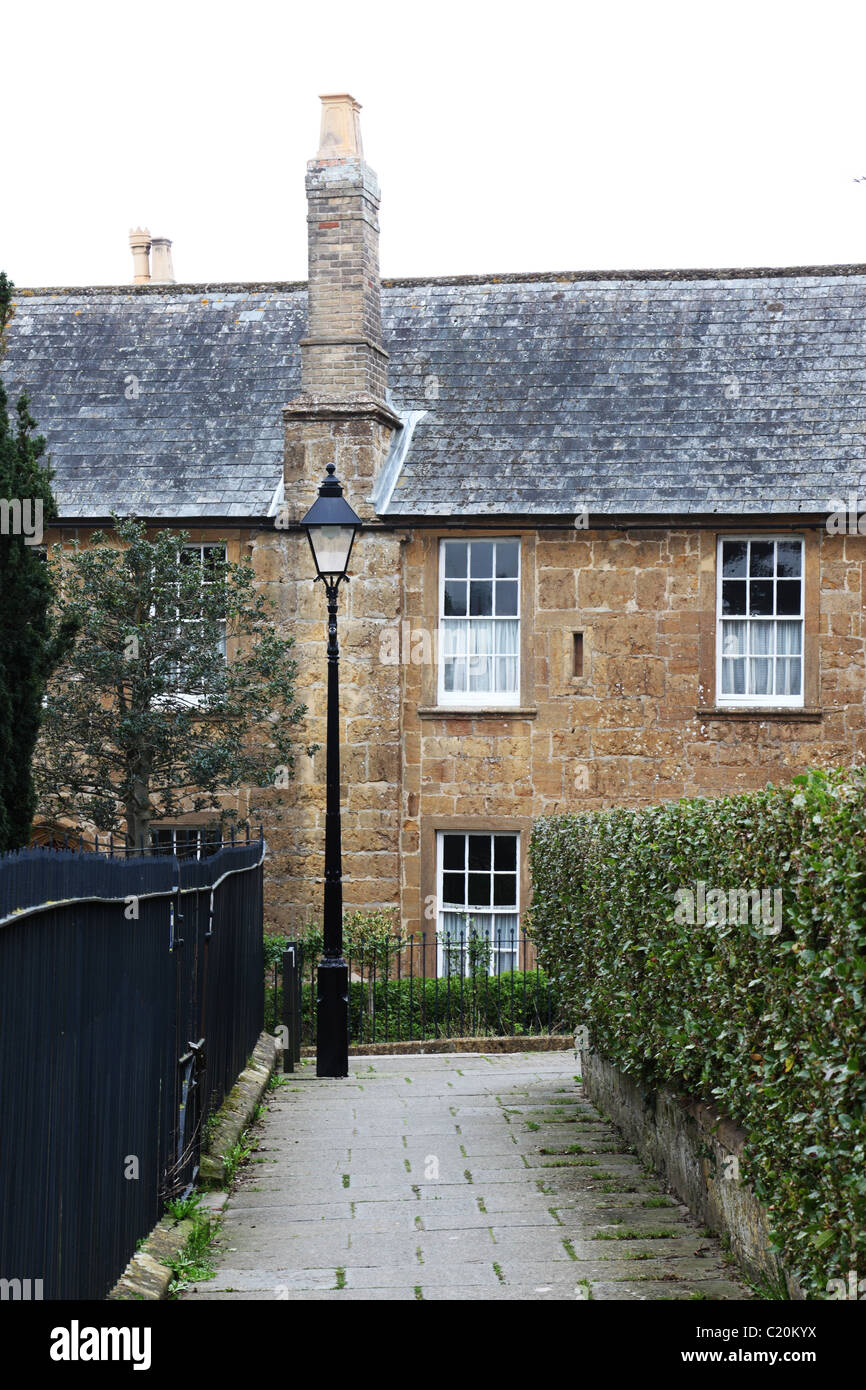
[
  {"xmin": 696, "ymin": 706, "xmax": 823, "ymax": 722},
  {"xmin": 419, "ymin": 706, "xmax": 538, "ymax": 720}
]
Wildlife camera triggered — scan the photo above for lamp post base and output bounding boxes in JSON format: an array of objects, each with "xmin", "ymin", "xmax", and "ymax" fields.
[{"xmin": 316, "ymin": 957, "xmax": 349, "ymax": 1078}]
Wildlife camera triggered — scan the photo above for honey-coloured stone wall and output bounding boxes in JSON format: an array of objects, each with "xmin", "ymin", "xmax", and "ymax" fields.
[{"xmin": 395, "ymin": 524, "xmax": 866, "ymax": 939}]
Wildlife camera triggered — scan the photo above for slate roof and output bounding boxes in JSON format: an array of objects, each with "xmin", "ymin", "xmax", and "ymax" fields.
[
  {"xmin": 2, "ymin": 286, "xmax": 304, "ymax": 520},
  {"xmin": 4, "ymin": 267, "xmax": 866, "ymax": 522},
  {"xmin": 383, "ymin": 270, "xmax": 866, "ymax": 518}
]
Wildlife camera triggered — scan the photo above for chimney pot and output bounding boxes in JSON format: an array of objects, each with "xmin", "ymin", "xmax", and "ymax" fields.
[
  {"xmin": 315, "ymin": 93, "xmax": 363, "ymax": 162},
  {"xmin": 151, "ymin": 236, "xmax": 176, "ymax": 284},
  {"xmin": 128, "ymin": 226, "xmax": 151, "ymax": 283}
]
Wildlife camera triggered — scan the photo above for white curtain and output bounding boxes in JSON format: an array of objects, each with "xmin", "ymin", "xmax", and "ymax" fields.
[
  {"xmin": 468, "ymin": 620, "xmax": 494, "ymax": 692},
  {"xmin": 491, "ymin": 912, "xmax": 518, "ymax": 972},
  {"xmin": 749, "ymin": 621, "xmax": 773, "ymax": 696},
  {"xmin": 438, "ymin": 911, "xmax": 519, "ymax": 975},
  {"xmin": 722, "ymin": 618, "xmax": 803, "ymax": 697},
  {"xmin": 442, "ymin": 620, "xmax": 467, "ymax": 694},
  {"xmin": 494, "ymin": 620, "xmax": 519, "ymax": 693},
  {"xmin": 775, "ymin": 620, "xmax": 802, "ymax": 695},
  {"xmin": 444, "ymin": 619, "xmax": 519, "ymax": 695},
  {"xmin": 721, "ymin": 620, "xmax": 747, "ymax": 695}
]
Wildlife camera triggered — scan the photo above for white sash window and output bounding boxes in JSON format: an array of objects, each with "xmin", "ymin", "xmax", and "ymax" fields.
[
  {"xmin": 436, "ymin": 831, "xmax": 520, "ymax": 976},
  {"xmin": 717, "ymin": 537, "xmax": 804, "ymax": 706},
  {"xmin": 438, "ymin": 539, "xmax": 520, "ymax": 706}
]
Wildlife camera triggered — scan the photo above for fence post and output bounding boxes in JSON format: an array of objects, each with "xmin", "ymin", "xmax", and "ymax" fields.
[{"xmin": 282, "ymin": 944, "xmax": 299, "ymax": 1073}]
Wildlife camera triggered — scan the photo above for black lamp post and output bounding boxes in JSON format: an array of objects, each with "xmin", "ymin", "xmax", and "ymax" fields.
[{"xmin": 300, "ymin": 463, "xmax": 362, "ymax": 1079}]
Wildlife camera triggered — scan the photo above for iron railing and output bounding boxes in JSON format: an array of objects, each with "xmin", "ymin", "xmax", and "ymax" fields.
[
  {"xmin": 0, "ymin": 833, "xmax": 265, "ymax": 1301},
  {"xmin": 269, "ymin": 930, "xmax": 567, "ymax": 1050}
]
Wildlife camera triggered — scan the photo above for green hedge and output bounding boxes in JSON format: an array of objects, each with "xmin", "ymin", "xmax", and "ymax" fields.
[{"xmin": 527, "ymin": 768, "xmax": 866, "ymax": 1298}]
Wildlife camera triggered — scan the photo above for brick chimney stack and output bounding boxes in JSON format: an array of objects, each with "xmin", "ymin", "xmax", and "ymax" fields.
[
  {"xmin": 299, "ymin": 93, "xmax": 390, "ymax": 404},
  {"xmin": 283, "ymin": 93, "xmax": 400, "ymax": 523},
  {"xmin": 129, "ymin": 227, "xmax": 151, "ymax": 283},
  {"xmin": 272, "ymin": 94, "xmax": 405, "ymax": 936},
  {"xmin": 151, "ymin": 236, "xmax": 175, "ymax": 284}
]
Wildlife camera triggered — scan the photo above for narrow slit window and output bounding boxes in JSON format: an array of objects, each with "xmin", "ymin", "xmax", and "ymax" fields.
[{"xmin": 573, "ymin": 632, "xmax": 584, "ymax": 678}]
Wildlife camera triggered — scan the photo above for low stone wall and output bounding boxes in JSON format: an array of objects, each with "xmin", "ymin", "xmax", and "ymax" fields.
[
  {"xmin": 200, "ymin": 1033, "xmax": 278, "ymax": 1188},
  {"xmin": 108, "ymin": 1031, "xmax": 277, "ymax": 1299},
  {"xmin": 580, "ymin": 1047, "xmax": 804, "ymax": 1299}
]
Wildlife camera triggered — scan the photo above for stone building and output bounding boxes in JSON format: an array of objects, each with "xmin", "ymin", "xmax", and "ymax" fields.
[{"xmin": 4, "ymin": 94, "xmax": 866, "ymax": 947}]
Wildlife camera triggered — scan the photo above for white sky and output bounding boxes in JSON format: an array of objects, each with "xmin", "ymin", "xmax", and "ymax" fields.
[{"xmin": 4, "ymin": 0, "xmax": 866, "ymax": 286}]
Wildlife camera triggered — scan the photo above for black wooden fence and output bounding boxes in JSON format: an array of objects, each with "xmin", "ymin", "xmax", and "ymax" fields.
[{"xmin": 0, "ymin": 834, "xmax": 265, "ymax": 1301}]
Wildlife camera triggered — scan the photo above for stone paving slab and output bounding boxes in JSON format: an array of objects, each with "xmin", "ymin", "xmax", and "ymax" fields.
[
  {"xmin": 182, "ymin": 1053, "xmax": 751, "ymax": 1303},
  {"xmin": 590, "ymin": 1279, "xmax": 751, "ymax": 1301}
]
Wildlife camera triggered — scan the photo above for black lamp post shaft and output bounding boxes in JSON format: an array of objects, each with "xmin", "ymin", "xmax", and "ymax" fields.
[{"xmin": 316, "ymin": 578, "xmax": 349, "ymax": 1077}]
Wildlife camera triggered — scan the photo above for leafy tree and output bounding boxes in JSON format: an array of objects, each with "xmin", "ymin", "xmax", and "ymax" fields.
[
  {"xmin": 0, "ymin": 271, "xmax": 75, "ymax": 850},
  {"xmin": 36, "ymin": 515, "xmax": 307, "ymax": 848}
]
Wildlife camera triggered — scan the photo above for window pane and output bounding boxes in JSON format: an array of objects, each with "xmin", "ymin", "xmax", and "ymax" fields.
[
  {"xmin": 442, "ymin": 872, "xmax": 465, "ymax": 905},
  {"xmin": 776, "ymin": 621, "xmax": 802, "ymax": 656},
  {"xmin": 494, "ymin": 620, "xmax": 519, "ymax": 655},
  {"xmin": 467, "ymin": 621, "xmax": 493, "ymax": 691},
  {"xmin": 749, "ymin": 657, "xmax": 772, "ymax": 695},
  {"xmin": 469, "ymin": 580, "xmax": 493, "ymax": 615},
  {"xmin": 470, "ymin": 542, "xmax": 494, "ymax": 577},
  {"xmin": 722, "ymin": 657, "xmax": 746, "ymax": 694},
  {"xmin": 468, "ymin": 835, "xmax": 491, "ymax": 871},
  {"xmin": 776, "ymin": 541, "xmax": 802, "ymax": 577},
  {"xmin": 200, "ymin": 825, "xmax": 222, "ymax": 856},
  {"xmin": 496, "ymin": 657, "xmax": 518, "ymax": 691},
  {"xmin": 495, "ymin": 541, "xmax": 519, "ymax": 579},
  {"xmin": 751, "ymin": 623, "xmax": 773, "ymax": 656},
  {"xmin": 749, "ymin": 581, "xmax": 773, "ymax": 616},
  {"xmin": 776, "ymin": 658, "xmax": 802, "ymax": 696},
  {"xmin": 444, "ymin": 543, "xmax": 467, "ymax": 579},
  {"xmin": 443, "ymin": 658, "xmax": 464, "ymax": 692},
  {"xmin": 442, "ymin": 621, "xmax": 466, "ymax": 657},
  {"xmin": 722, "ymin": 580, "xmax": 747, "ymax": 615},
  {"xmin": 494, "ymin": 836, "xmax": 517, "ymax": 871},
  {"xmin": 749, "ymin": 542, "xmax": 774, "ymax": 577},
  {"xmin": 495, "ymin": 580, "xmax": 518, "ymax": 616},
  {"xmin": 468, "ymin": 873, "xmax": 491, "ymax": 907},
  {"xmin": 468, "ymin": 656, "xmax": 492, "ymax": 692},
  {"xmin": 492, "ymin": 917, "xmax": 516, "ymax": 944},
  {"xmin": 493, "ymin": 874, "xmax": 518, "ymax": 908},
  {"xmin": 722, "ymin": 541, "xmax": 748, "ymax": 577},
  {"xmin": 469, "ymin": 621, "xmax": 494, "ymax": 656},
  {"xmin": 721, "ymin": 620, "xmax": 747, "ymax": 656},
  {"xmin": 443, "ymin": 580, "xmax": 467, "ymax": 616},
  {"xmin": 443, "ymin": 835, "xmax": 465, "ymax": 870},
  {"xmin": 776, "ymin": 580, "xmax": 801, "ymax": 616}
]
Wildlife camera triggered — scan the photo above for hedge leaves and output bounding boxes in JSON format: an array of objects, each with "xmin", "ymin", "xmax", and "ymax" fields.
[{"xmin": 528, "ymin": 768, "xmax": 866, "ymax": 1298}]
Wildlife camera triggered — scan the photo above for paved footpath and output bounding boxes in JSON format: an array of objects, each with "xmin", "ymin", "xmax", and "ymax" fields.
[{"xmin": 183, "ymin": 1052, "xmax": 751, "ymax": 1302}]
